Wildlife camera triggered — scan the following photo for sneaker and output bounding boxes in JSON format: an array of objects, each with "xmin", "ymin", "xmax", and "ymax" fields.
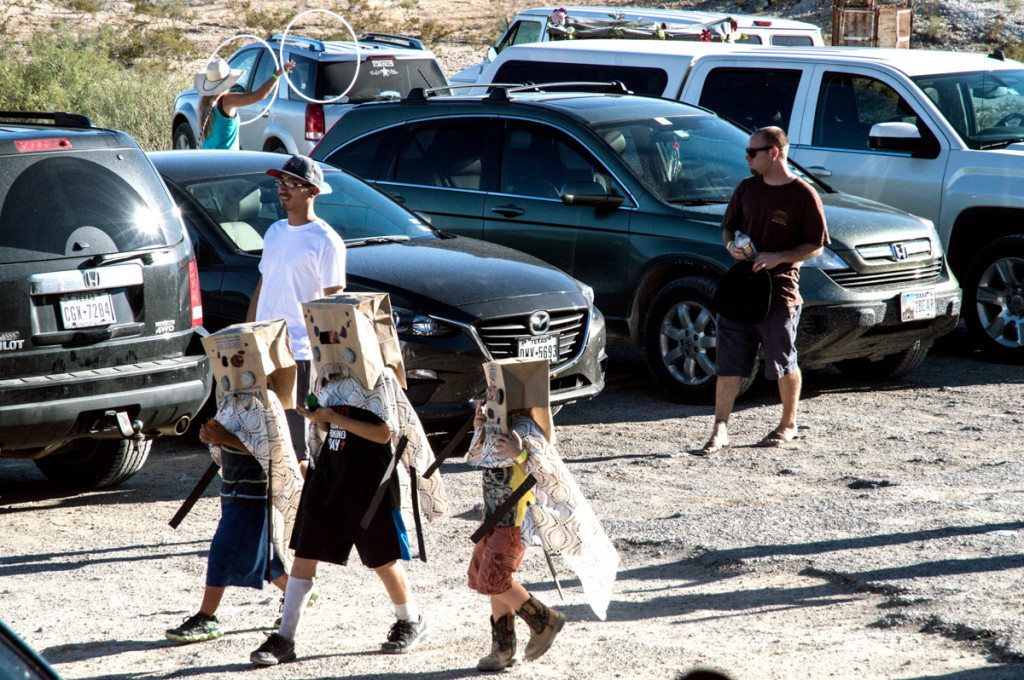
[
  {"xmin": 381, "ymin": 615, "xmax": 429, "ymax": 654},
  {"xmin": 165, "ymin": 612, "xmax": 222, "ymax": 644},
  {"xmin": 250, "ymin": 632, "xmax": 296, "ymax": 666},
  {"xmin": 273, "ymin": 590, "xmax": 319, "ymax": 628}
]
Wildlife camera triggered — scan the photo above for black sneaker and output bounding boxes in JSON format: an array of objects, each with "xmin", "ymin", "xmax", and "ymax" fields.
[
  {"xmin": 165, "ymin": 612, "xmax": 222, "ymax": 644},
  {"xmin": 381, "ymin": 615, "xmax": 429, "ymax": 654},
  {"xmin": 250, "ymin": 633, "xmax": 296, "ymax": 666}
]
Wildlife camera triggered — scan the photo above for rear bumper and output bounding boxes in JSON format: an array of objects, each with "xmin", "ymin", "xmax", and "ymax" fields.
[
  {"xmin": 0, "ymin": 354, "xmax": 211, "ymax": 452},
  {"xmin": 797, "ymin": 288, "xmax": 962, "ymax": 367}
]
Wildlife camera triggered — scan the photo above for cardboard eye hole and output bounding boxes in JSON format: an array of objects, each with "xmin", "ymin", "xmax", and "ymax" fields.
[
  {"xmin": 312, "ymin": 346, "xmax": 321, "ymax": 362},
  {"xmin": 220, "ymin": 356, "xmax": 229, "ymax": 367},
  {"xmin": 343, "ymin": 347, "xmax": 356, "ymax": 364},
  {"xmin": 319, "ymin": 331, "xmax": 332, "ymax": 344},
  {"xmin": 230, "ymin": 354, "xmax": 245, "ymax": 367},
  {"xmin": 487, "ymin": 407, "xmax": 495, "ymax": 419},
  {"xmin": 220, "ymin": 375, "xmax": 231, "ymax": 391},
  {"xmin": 496, "ymin": 388, "xmax": 504, "ymax": 405},
  {"xmin": 241, "ymin": 371, "xmax": 256, "ymax": 387}
]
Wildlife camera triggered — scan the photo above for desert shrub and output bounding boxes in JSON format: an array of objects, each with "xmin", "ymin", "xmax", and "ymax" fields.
[
  {"xmin": 231, "ymin": 0, "xmax": 301, "ymax": 35},
  {"xmin": 66, "ymin": 0, "xmax": 105, "ymax": 12},
  {"xmin": 1003, "ymin": 40, "xmax": 1024, "ymax": 62},
  {"xmin": 0, "ymin": 27, "xmax": 189, "ymax": 150},
  {"xmin": 102, "ymin": 24, "xmax": 193, "ymax": 67},
  {"xmin": 130, "ymin": 0, "xmax": 193, "ymax": 20}
]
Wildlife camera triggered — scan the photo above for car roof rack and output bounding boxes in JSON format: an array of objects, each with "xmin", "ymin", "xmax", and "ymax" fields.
[
  {"xmin": 360, "ymin": 33, "xmax": 426, "ymax": 51},
  {"xmin": 0, "ymin": 111, "xmax": 94, "ymax": 128},
  {"xmin": 269, "ymin": 34, "xmax": 327, "ymax": 52}
]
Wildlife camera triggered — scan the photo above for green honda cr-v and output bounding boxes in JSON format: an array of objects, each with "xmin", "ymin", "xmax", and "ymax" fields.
[{"xmin": 312, "ymin": 87, "xmax": 961, "ymax": 402}]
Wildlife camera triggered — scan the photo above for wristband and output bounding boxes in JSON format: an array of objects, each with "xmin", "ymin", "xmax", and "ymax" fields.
[
  {"xmin": 272, "ymin": 72, "xmax": 280, "ymax": 80},
  {"xmin": 727, "ymin": 240, "xmax": 734, "ymax": 250},
  {"xmin": 514, "ymin": 449, "xmax": 529, "ymax": 464}
]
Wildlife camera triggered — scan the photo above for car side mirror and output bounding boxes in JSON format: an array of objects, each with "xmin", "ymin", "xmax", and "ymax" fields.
[
  {"xmin": 560, "ymin": 181, "xmax": 625, "ymax": 208},
  {"xmin": 869, "ymin": 122, "xmax": 940, "ymax": 158},
  {"xmin": 486, "ymin": 46, "xmax": 497, "ymax": 62}
]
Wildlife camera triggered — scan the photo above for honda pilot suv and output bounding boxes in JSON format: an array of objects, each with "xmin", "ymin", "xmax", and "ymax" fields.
[
  {"xmin": 0, "ymin": 111, "xmax": 211, "ymax": 488},
  {"xmin": 312, "ymin": 88, "xmax": 961, "ymax": 402},
  {"xmin": 171, "ymin": 34, "xmax": 449, "ymax": 155}
]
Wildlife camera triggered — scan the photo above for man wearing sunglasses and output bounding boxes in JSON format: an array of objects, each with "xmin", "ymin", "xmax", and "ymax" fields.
[
  {"xmin": 246, "ymin": 155, "xmax": 347, "ymax": 476},
  {"xmin": 698, "ymin": 127, "xmax": 829, "ymax": 456}
]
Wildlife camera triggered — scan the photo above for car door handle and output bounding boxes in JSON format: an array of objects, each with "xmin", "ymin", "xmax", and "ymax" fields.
[
  {"xmin": 491, "ymin": 204, "xmax": 525, "ymax": 217},
  {"xmin": 387, "ymin": 192, "xmax": 406, "ymax": 204},
  {"xmin": 807, "ymin": 166, "xmax": 832, "ymax": 178}
]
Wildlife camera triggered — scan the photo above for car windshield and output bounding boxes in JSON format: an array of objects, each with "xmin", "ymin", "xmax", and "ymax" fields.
[
  {"xmin": 590, "ymin": 113, "xmax": 821, "ymax": 205},
  {"xmin": 913, "ymin": 69, "xmax": 1024, "ymax": 149},
  {"xmin": 179, "ymin": 168, "xmax": 436, "ymax": 253}
]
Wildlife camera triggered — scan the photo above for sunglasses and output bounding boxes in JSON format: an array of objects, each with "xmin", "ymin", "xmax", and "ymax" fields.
[
  {"xmin": 274, "ymin": 179, "xmax": 312, "ymax": 189},
  {"xmin": 745, "ymin": 145, "xmax": 773, "ymax": 158}
]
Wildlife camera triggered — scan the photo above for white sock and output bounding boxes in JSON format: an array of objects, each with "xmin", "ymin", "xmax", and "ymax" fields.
[
  {"xmin": 394, "ymin": 600, "xmax": 418, "ymax": 622},
  {"xmin": 278, "ymin": 576, "xmax": 314, "ymax": 639}
]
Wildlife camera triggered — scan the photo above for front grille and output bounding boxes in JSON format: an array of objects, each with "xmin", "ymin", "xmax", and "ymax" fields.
[
  {"xmin": 476, "ymin": 308, "xmax": 587, "ymax": 368},
  {"xmin": 826, "ymin": 257, "xmax": 944, "ymax": 288}
]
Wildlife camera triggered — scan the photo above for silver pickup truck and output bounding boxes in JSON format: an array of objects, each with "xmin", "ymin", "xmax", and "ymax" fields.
[{"xmin": 476, "ymin": 40, "xmax": 1024, "ymax": 361}]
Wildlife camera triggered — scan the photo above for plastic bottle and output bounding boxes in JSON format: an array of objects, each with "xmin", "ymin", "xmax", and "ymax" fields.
[{"xmin": 734, "ymin": 230, "xmax": 755, "ymax": 259}]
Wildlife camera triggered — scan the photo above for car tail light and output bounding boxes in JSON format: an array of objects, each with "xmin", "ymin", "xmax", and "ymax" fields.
[
  {"xmin": 305, "ymin": 104, "xmax": 325, "ymax": 141},
  {"xmin": 15, "ymin": 138, "xmax": 72, "ymax": 152},
  {"xmin": 754, "ymin": 20, "xmax": 772, "ymax": 26},
  {"xmin": 187, "ymin": 259, "xmax": 203, "ymax": 327}
]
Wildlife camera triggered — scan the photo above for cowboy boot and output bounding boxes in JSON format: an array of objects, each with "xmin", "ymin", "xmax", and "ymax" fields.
[
  {"xmin": 516, "ymin": 595, "xmax": 565, "ymax": 662},
  {"xmin": 477, "ymin": 613, "xmax": 519, "ymax": 671}
]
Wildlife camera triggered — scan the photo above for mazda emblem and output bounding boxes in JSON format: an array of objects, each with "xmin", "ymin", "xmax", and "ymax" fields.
[{"xmin": 529, "ymin": 311, "xmax": 551, "ymax": 335}]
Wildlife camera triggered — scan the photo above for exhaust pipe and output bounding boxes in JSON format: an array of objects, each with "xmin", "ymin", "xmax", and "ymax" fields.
[{"xmin": 173, "ymin": 415, "xmax": 191, "ymax": 435}]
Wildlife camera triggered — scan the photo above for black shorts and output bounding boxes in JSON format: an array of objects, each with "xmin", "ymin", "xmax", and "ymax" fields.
[{"xmin": 716, "ymin": 305, "xmax": 801, "ymax": 380}]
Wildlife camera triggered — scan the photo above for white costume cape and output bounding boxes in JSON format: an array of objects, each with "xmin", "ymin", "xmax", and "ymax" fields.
[
  {"xmin": 467, "ymin": 413, "xmax": 619, "ymax": 620},
  {"xmin": 208, "ymin": 390, "xmax": 304, "ymax": 573},
  {"xmin": 307, "ymin": 364, "xmax": 449, "ymax": 526}
]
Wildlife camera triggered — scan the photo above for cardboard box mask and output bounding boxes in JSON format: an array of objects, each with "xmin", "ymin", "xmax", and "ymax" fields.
[
  {"xmin": 201, "ymin": 319, "xmax": 297, "ymax": 409},
  {"xmin": 303, "ymin": 293, "xmax": 393, "ymax": 391},
  {"xmin": 482, "ymin": 357, "xmax": 552, "ymax": 442}
]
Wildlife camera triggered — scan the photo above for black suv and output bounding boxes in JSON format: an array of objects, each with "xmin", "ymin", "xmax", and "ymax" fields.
[{"xmin": 0, "ymin": 112, "xmax": 211, "ymax": 488}]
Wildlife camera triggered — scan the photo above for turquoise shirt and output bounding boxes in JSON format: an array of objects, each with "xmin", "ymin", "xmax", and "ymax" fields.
[{"xmin": 201, "ymin": 103, "xmax": 239, "ymax": 150}]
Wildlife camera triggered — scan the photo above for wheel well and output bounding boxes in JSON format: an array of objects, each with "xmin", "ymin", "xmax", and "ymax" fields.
[
  {"xmin": 948, "ymin": 208, "xmax": 1024, "ymax": 280},
  {"xmin": 263, "ymin": 138, "xmax": 287, "ymax": 152},
  {"xmin": 627, "ymin": 260, "xmax": 722, "ymax": 345}
]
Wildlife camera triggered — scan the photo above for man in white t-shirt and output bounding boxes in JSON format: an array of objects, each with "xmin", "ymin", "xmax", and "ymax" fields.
[{"xmin": 246, "ymin": 155, "xmax": 346, "ymax": 475}]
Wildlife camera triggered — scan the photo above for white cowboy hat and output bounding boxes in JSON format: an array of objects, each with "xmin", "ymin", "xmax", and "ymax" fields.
[{"xmin": 194, "ymin": 59, "xmax": 244, "ymax": 96}]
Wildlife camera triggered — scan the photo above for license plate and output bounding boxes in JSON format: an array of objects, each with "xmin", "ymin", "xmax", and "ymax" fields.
[
  {"xmin": 900, "ymin": 290, "xmax": 936, "ymax": 322},
  {"xmin": 517, "ymin": 334, "xmax": 559, "ymax": 361},
  {"xmin": 60, "ymin": 292, "xmax": 116, "ymax": 329}
]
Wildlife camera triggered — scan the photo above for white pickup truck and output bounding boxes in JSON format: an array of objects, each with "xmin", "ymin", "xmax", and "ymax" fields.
[
  {"xmin": 474, "ymin": 40, "xmax": 1024, "ymax": 360},
  {"xmin": 449, "ymin": 5, "xmax": 823, "ymax": 86}
]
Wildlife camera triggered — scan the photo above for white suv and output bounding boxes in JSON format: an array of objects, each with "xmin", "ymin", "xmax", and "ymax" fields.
[
  {"xmin": 171, "ymin": 34, "xmax": 449, "ymax": 155},
  {"xmin": 449, "ymin": 5, "xmax": 823, "ymax": 86}
]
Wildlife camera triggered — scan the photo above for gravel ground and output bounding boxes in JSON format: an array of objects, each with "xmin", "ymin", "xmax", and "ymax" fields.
[{"xmin": 2, "ymin": 327, "xmax": 1023, "ymax": 680}]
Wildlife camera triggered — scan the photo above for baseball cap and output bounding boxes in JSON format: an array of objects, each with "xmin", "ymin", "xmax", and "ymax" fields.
[{"xmin": 267, "ymin": 155, "xmax": 332, "ymax": 195}]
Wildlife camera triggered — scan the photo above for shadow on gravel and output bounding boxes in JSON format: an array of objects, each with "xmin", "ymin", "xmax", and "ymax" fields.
[{"xmin": 0, "ymin": 540, "xmax": 209, "ymax": 579}]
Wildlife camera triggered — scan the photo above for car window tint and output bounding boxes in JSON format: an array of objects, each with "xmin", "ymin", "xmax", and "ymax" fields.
[
  {"xmin": 323, "ymin": 129, "xmax": 397, "ymax": 180},
  {"xmin": 500, "ymin": 121, "xmax": 614, "ymax": 199},
  {"xmin": 698, "ymin": 67, "xmax": 801, "ymax": 132},
  {"xmin": 249, "ymin": 48, "xmax": 276, "ymax": 94},
  {"xmin": 0, "ymin": 151, "xmax": 183, "ymax": 264},
  {"xmin": 319, "ymin": 58, "xmax": 447, "ymax": 101},
  {"xmin": 494, "ymin": 60, "xmax": 668, "ymax": 96},
  {"xmin": 771, "ymin": 35, "xmax": 814, "ymax": 46},
  {"xmin": 227, "ymin": 49, "xmax": 260, "ymax": 90},
  {"xmin": 496, "ymin": 20, "xmax": 543, "ymax": 53},
  {"xmin": 733, "ymin": 33, "xmax": 763, "ymax": 44},
  {"xmin": 914, "ymin": 69, "xmax": 1024, "ymax": 148},
  {"xmin": 390, "ymin": 121, "xmax": 488, "ymax": 190},
  {"xmin": 288, "ymin": 55, "xmax": 317, "ymax": 100},
  {"xmin": 813, "ymin": 72, "xmax": 920, "ymax": 150}
]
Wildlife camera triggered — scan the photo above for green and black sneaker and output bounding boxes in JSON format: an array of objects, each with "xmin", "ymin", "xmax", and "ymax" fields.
[{"xmin": 165, "ymin": 612, "xmax": 222, "ymax": 644}]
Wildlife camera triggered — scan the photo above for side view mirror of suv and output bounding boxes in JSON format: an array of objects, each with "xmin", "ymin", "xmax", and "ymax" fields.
[
  {"xmin": 869, "ymin": 122, "xmax": 940, "ymax": 158},
  {"xmin": 560, "ymin": 181, "xmax": 625, "ymax": 208}
]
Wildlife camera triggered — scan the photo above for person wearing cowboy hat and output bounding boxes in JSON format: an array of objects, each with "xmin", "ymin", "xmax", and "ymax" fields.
[
  {"xmin": 195, "ymin": 57, "xmax": 296, "ymax": 150},
  {"xmin": 246, "ymin": 155, "xmax": 346, "ymax": 478}
]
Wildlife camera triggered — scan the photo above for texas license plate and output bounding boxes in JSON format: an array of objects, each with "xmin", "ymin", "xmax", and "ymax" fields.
[
  {"xmin": 60, "ymin": 292, "xmax": 116, "ymax": 329},
  {"xmin": 900, "ymin": 290, "xmax": 936, "ymax": 322},
  {"xmin": 517, "ymin": 334, "xmax": 559, "ymax": 361}
]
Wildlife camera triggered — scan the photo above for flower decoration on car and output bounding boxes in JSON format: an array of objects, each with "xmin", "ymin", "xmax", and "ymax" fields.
[
  {"xmin": 700, "ymin": 28, "xmax": 713, "ymax": 42},
  {"xmin": 550, "ymin": 7, "xmax": 567, "ymax": 25}
]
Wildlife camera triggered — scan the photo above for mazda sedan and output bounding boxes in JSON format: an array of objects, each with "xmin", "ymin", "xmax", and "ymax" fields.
[{"xmin": 149, "ymin": 150, "xmax": 606, "ymax": 421}]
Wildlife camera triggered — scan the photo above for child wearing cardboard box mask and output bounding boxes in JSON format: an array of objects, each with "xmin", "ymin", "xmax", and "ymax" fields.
[
  {"xmin": 467, "ymin": 358, "xmax": 619, "ymax": 671},
  {"xmin": 250, "ymin": 293, "xmax": 447, "ymax": 666},
  {"xmin": 166, "ymin": 320, "xmax": 305, "ymax": 645}
]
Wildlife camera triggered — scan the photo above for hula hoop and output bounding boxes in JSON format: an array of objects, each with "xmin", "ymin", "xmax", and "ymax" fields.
[
  {"xmin": 204, "ymin": 34, "xmax": 282, "ymax": 126},
  {"xmin": 279, "ymin": 9, "xmax": 360, "ymax": 105}
]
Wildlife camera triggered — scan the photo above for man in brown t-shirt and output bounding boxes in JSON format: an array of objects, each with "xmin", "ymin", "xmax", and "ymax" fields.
[{"xmin": 698, "ymin": 126, "xmax": 829, "ymax": 455}]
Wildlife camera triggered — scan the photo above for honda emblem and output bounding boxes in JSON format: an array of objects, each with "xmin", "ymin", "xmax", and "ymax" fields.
[{"xmin": 84, "ymin": 270, "xmax": 100, "ymax": 288}]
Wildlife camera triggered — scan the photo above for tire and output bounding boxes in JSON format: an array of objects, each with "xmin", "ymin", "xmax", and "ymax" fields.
[
  {"xmin": 35, "ymin": 437, "xmax": 152, "ymax": 489},
  {"xmin": 265, "ymin": 140, "xmax": 288, "ymax": 154},
  {"xmin": 644, "ymin": 276, "xmax": 755, "ymax": 404},
  {"xmin": 172, "ymin": 121, "xmax": 197, "ymax": 149},
  {"xmin": 834, "ymin": 339, "xmax": 932, "ymax": 381},
  {"xmin": 963, "ymin": 235, "xmax": 1024, "ymax": 362}
]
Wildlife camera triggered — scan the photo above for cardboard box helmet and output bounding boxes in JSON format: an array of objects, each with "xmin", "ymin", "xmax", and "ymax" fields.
[
  {"xmin": 201, "ymin": 319, "xmax": 297, "ymax": 409},
  {"xmin": 482, "ymin": 357, "xmax": 553, "ymax": 444},
  {"xmin": 302, "ymin": 292, "xmax": 405, "ymax": 390}
]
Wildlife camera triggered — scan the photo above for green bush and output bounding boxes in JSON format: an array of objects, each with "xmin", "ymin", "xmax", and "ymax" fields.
[{"xmin": 0, "ymin": 27, "xmax": 190, "ymax": 150}]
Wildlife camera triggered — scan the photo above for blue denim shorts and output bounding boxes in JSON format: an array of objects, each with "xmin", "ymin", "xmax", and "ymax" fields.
[{"xmin": 715, "ymin": 305, "xmax": 801, "ymax": 380}]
